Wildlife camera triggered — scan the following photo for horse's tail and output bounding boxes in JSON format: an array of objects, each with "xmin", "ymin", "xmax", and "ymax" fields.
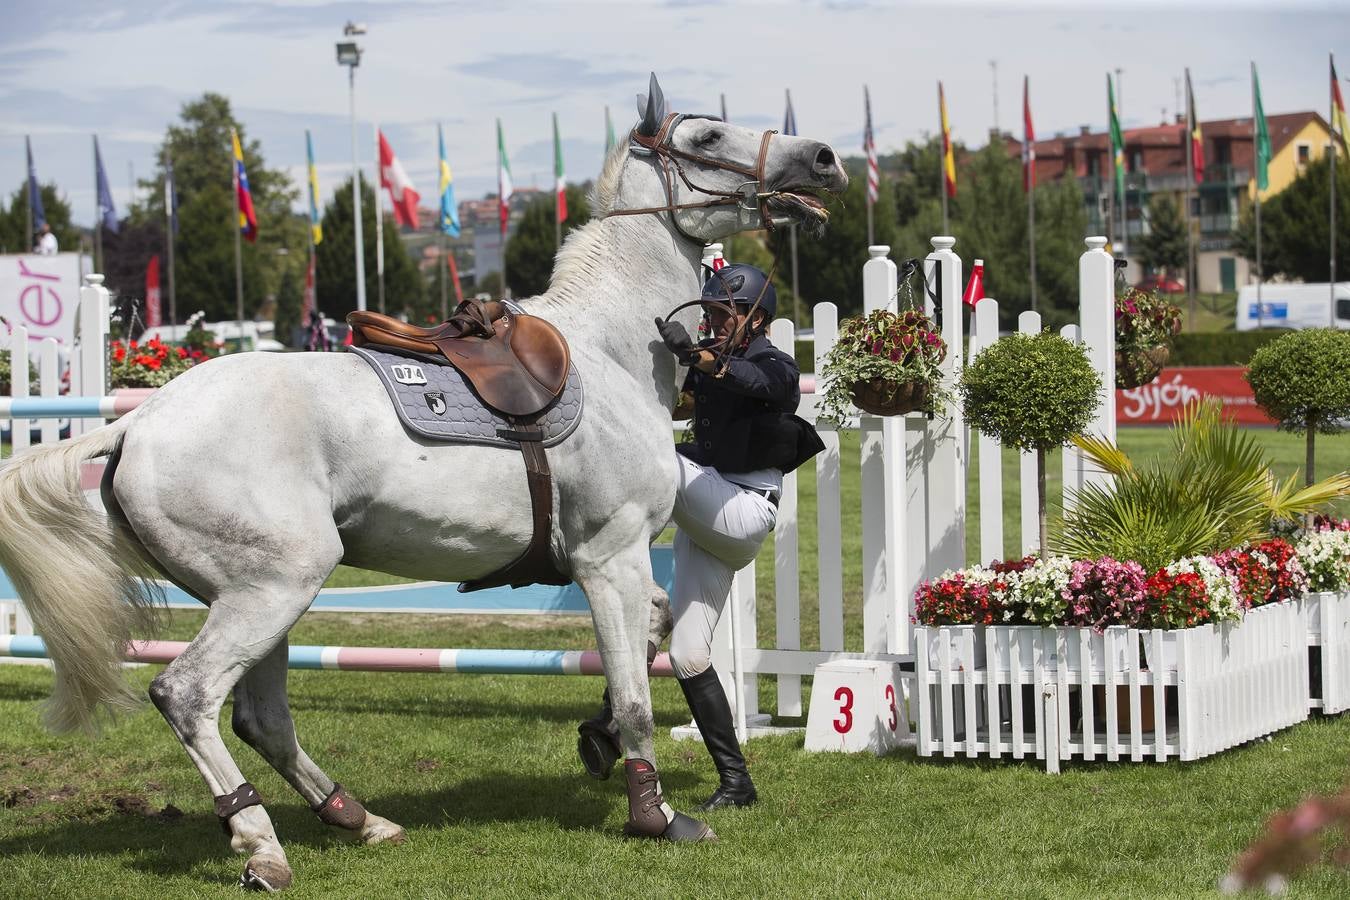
[{"xmin": 0, "ymin": 415, "xmax": 164, "ymax": 734}]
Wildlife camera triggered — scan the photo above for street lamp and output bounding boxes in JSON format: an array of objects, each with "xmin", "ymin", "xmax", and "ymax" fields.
[{"xmin": 337, "ymin": 22, "xmax": 367, "ymax": 311}]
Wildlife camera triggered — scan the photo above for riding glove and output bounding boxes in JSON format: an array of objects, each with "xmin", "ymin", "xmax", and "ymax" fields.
[{"xmin": 655, "ymin": 318, "xmax": 700, "ymax": 365}]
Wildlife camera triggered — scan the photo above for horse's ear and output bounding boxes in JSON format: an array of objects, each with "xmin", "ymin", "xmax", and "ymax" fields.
[{"xmin": 635, "ymin": 73, "xmax": 666, "ymax": 137}]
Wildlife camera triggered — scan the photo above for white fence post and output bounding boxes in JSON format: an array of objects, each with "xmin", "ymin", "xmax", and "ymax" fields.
[
  {"xmin": 9, "ymin": 324, "xmax": 30, "ymax": 455},
  {"xmin": 1017, "ymin": 310, "xmax": 1042, "ymax": 557},
  {"xmin": 861, "ymin": 246, "xmax": 902, "ymax": 655},
  {"xmin": 813, "ymin": 303, "xmax": 845, "ymax": 653},
  {"xmin": 973, "ymin": 297, "xmax": 1003, "ymax": 564},
  {"xmin": 769, "ymin": 317, "xmax": 802, "ymax": 716},
  {"xmin": 73, "ymin": 274, "xmax": 110, "ymax": 437},
  {"xmin": 909, "ymin": 236, "xmax": 965, "ymax": 605},
  {"xmin": 1078, "ymin": 236, "xmax": 1116, "ymax": 495},
  {"xmin": 38, "ymin": 338, "xmax": 59, "ymax": 445}
]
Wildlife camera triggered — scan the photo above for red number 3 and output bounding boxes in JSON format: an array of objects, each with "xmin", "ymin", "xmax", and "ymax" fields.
[
  {"xmin": 885, "ymin": 683, "xmax": 898, "ymax": 732},
  {"xmin": 833, "ymin": 686, "xmax": 853, "ymax": 734}
]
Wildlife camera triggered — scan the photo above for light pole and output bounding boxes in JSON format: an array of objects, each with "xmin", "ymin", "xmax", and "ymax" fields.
[{"xmin": 337, "ymin": 22, "xmax": 367, "ymax": 312}]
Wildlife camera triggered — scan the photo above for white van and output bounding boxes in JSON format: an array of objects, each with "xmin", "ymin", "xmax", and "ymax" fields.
[{"xmin": 1235, "ymin": 283, "xmax": 1350, "ymax": 331}]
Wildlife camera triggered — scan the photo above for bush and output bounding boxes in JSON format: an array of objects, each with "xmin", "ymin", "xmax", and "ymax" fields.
[
  {"xmin": 1169, "ymin": 330, "xmax": 1292, "ymax": 366},
  {"xmin": 110, "ymin": 337, "xmax": 197, "ymax": 388},
  {"xmin": 1246, "ymin": 328, "xmax": 1350, "ymax": 484},
  {"xmin": 0, "ymin": 348, "xmax": 37, "ymax": 395}
]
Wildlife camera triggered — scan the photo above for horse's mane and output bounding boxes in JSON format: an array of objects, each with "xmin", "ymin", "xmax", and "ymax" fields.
[
  {"xmin": 546, "ymin": 141, "xmax": 631, "ymax": 301},
  {"xmin": 590, "ymin": 140, "xmax": 629, "ymax": 216}
]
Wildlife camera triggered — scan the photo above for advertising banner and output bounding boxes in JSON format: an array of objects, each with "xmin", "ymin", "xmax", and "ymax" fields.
[
  {"xmin": 0, "ymin": 253, "xmax": 85, "ymax": 346},
  {"xmin": 1117, "ymin": 367, "xmax": 1275, "ymax": 426}
]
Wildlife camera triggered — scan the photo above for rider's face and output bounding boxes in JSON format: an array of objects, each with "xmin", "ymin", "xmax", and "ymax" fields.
[{"xmin": 707, "ymin": 305, "xmax": 748, "ymax": 340}]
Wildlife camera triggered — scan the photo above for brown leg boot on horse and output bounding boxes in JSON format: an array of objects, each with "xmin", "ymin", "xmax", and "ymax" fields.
[
  {"xmin": 679, "ymin": 666, "xmax": 757, "ymax": 811},
  {"xmin": 578, "ymin": 641, "xmax": 658, "ymax": 779}
]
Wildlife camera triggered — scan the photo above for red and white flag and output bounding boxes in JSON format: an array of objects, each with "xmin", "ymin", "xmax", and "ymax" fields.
[
  {"xmin": 1022, "ymin": 76, "xmax": 1036, "ymax": 193},
  {"xmin": 378, "ymin": 129, "xmax": 420, "ymax": 229},
  {"xmin": 863, "ymin": 85, "xmax": 879, "ymax": 206},
  {"xmin": 962, "ymin": 259, "xmax": 985, "ymax": 310},
  {"xmin": 145, "ymin": 254, "xmax": 161, "ymax": 329}
]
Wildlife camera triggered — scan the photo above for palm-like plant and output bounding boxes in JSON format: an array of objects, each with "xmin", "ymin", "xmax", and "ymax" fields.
[{"xmin": 1056, "ymin": 401, "xmax": 1350, "ymax": 571}]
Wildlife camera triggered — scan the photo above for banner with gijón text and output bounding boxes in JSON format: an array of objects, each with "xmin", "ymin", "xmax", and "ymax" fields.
[
  {"xmin": 0, "ymin": 253, "xmax": 84, "ymax": 346},
  {"xmin": 1117, "ymin": 366, "xmax": 1275, "ymax": 426}
]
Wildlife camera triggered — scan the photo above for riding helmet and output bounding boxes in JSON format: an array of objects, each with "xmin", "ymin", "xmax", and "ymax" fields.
[{"xmin": 700, "ymin": 263, "xmax": 777, "ymax": 320}]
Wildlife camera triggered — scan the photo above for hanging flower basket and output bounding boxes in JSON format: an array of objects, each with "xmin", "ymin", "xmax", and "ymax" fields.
[
  {"xmin": 819, "ymin": 308, "xmax": 949, "ymax": 423},
  {"xmin": 1115, "ymin": 287, "xmax": 1182, "ymax": 390},
  {"xmin": 849, "ymin": 378, "xmax": 929, "ymax": 417},
  {"xmin": 1116, "ymin": 344, "xmax": 1171, "ymax": 390}
]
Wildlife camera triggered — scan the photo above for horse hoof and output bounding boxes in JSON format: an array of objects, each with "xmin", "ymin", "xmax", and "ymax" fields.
[
  {"xmin": 624, "ymin": 810, "xmax": 716, "ymax": 843},
  {"xmin": 240, "ymin": 855, "xmax": 293, "ymax": 892},
  {"xmin": 360, "ymin": 813, "xmax": 407, "ymax": 846}
]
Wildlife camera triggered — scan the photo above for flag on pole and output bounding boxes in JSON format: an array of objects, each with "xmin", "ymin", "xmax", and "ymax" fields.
[
  {"xmin": 164, "ymin": 157, "xmax": 179, "ymax": 235},
  {"xmin": 447, "ymin": 252, "xmax": 465, "ymax": 306},
  {"xmin": 553, "ymin": 112, "xmax": 568, "ymax": 224},
  {"xmin": 1021, "ymin": 76, "xmax": 1035, "ymax": 193},
  {"xmin": 863, "ymin": 86, "xmax": 880, "ymax": 206},
  {"xmin": 145, "ymin": 255, "xmax": 161, "ymax": 328},
  {"xmin": 305, "ymin": 130, "xmax": 323, "ymax": 244},
  {"xmin": 605, "ymin": 106, "xmax": 616, "ymax": 154},
  {"xmin": 437, "ymin": 124, "xmax": 461, "ymax": 237},
  {"xmin": 26, "ymin": 136, "xmax": 46, "ymax": 230},
  {"xmin": 95, "ymin": 136, "xmax": 119, "ymax": 233},
  {"xmin": 377, "ymin": 130, "xmax": 420, "ymax": 229},
  {"xmin": 1186, "ymin": 69, "xmax": 1204, "ymax": 184},
  {"xmin": 962, "ymin": 259, "xmax": 985, "ymax": 310},
  {"xmin": 783, "ymin": 89, "xmax": 797, "ymax": 136},
  {"xmin": 496, "ymin": 119, "xmax": 513, "ymax": 237},
  {"xmin": 1108, "ymin": 73, "xmax": 1126, "ymax": 203},
  {"xmin": 231, "ymin": 128, "xmax": 257, "ymax": 243},
  {"xmin": 939, "ymin": 82, "xmax": 957, "ymax": 198},
  {"xmin": 1252, "ymin": 64, "xmax": 1271, "ymax": 192},
  {"xmin": 1332, "ymin": 56, "xmax": 1350, "ymax": 157}
]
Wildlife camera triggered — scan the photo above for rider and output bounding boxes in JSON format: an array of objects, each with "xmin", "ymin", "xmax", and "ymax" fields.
[{"xmin": 577, "ymin": 263, "xmax": 823, "ymax": 811}]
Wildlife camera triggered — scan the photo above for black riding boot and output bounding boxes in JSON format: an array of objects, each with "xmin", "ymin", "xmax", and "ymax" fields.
[
  {"xmin": 577, "ymin": 642, "xmax": 658, "ymax": 780},
  {"xmin": 678, "ymin": 666, "xmax": 757, "ymax": 811}
]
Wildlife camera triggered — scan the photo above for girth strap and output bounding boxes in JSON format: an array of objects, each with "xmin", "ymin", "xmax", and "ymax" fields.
[{"xmin": 460, "ymin": 422, "xmax": 569, "ymax": 592}]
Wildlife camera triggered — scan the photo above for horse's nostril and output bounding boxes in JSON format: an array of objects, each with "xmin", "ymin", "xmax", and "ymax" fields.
[{"xmin": 814, "ymin": 147, "xmax": 835, "ymax": 168}]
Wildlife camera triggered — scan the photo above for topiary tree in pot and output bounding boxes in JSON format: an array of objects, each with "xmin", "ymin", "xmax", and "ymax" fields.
[
  {"xmin": 961, "ymin": 330, "xmax": 1102, "ymax": 556},
  {"xmin": 1246, "ymin": 328, "xmax": 1350, "ymax": 486}
]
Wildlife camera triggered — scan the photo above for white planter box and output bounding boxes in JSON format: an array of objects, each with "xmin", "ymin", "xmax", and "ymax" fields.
[
  {"xmin": 1302, "ymin": 591, "xmax": 1350, "ymax": 714},
  {"xmin": 912, "ymin": 600, "xmax": 1309, "ymax": 771},
  {"xmin": 923, "ymin": 625, "xmax": 987, "ymax": 671}
]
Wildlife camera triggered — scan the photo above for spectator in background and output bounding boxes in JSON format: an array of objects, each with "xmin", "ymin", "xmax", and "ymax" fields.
[
  {"xmin": 304, "ymin": 310, "xmax": 332, "ymax": 352},
  {"xmin": 35, "ymin": 224, "xmax": 57, "ymax": 255}
]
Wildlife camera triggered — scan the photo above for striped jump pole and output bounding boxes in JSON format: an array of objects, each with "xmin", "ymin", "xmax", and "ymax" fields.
[
  {"xmin": 0, "ymin": 635, "xmax": 678, "ymax": 677},
  {"xmin": 0, "ymin": 393, "xmax": 151, "ymax": 421}
]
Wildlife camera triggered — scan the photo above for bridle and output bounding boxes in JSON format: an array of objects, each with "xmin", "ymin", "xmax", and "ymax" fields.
[{"xmin": 604, "ymin": 112, "xmax": 784, "ymax": 237}]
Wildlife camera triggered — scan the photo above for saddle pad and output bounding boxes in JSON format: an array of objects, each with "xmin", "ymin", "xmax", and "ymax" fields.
[{"xmin": 350, "ymin": 344, "xmax": 583, "ymax": 449}]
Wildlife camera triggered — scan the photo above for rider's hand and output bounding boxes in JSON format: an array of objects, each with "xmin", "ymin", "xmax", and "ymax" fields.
[{"xmin": 654, "ymin": 317, "xmax": 699, "ymax": 364}]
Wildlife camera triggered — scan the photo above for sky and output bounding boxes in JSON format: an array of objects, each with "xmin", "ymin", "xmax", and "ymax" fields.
[{"xmin": 2, "ymin": 0, "xmax": 1348, "ymax": 232}]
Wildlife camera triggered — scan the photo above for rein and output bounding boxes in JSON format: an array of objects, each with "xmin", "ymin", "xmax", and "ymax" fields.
[
  {"xmin": 605, "ymin": 112, "xmax": 784, "ymax": 236},
  {"xmin": 660, "ymin": 255, "xmax": 781, "ymax": 378}
]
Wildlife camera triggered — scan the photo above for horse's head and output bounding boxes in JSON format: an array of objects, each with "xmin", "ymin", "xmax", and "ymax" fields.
[{"xmin": 608, "ymin": 74, "xmax": 849, "ymax": 243}]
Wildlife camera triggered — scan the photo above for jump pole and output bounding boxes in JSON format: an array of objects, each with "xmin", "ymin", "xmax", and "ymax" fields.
[{"xmin": 0, "ymin": 635, "xmax": 679, "ymax": 677}]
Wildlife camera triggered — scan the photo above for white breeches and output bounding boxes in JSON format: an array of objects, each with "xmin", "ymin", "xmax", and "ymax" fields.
[{"xmin": 667, "ymin": 455, "xmax": 777, "ymax": 679}]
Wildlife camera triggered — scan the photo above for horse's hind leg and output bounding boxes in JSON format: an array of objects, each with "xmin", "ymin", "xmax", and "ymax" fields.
[
  {"xmin": 149, "ymin": 587, "xmax": 321, "ymax": 892},
  {"xmin": 231, "ymin": 641, "xmax": 405, "ymax": 845}
]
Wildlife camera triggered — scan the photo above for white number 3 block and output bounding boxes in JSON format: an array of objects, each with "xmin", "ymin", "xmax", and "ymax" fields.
[{"xmin": 804, "ymin": 660, "xmax": 909, "ymax": 755}]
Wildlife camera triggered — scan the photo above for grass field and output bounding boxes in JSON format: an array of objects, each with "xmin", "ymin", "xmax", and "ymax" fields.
[{"xmin": 1, "ymin": 428, "xmax": 1349, "ymax": 897}]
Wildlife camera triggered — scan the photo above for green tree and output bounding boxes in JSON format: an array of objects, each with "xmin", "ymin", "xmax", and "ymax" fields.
[
  {"xmin": 1136, "ymin": 194, "xmax": 1188, "ymax": 278},
  {"xmin": 1246, "ymin": 329, "xmax": 1350, "ymax": 485},
  {"xmin": 314, "ymin": 175, "xmax": 424, "ymax": 320},
  {"xmin": 100, "ymin": 217, "xmax": 165, "ymax": 313},
  {"xmin": 1235, "ymin": 156, "xmax": 1350, "ymax": 282},
  {"xmin": 503, "ymin": 185, "xmax": 592, "ymax": 297},
  {"xmin": 0, "ymin": 183, "xmax": 81, "ymax": 255},
  {"xmin": 273, "ymin": 267, "xmax": 303, "ymax": 347},
  {"xmin": 474, "ymin": 270, "xmax": 503, "ymax": 299},
  {"xmin": 130, "ymin": 93, "xmax": 302, "ymax": 323}
]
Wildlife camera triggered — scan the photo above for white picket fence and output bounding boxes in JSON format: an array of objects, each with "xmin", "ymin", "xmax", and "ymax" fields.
[
  {"xmin": 913, "ymin": 599, "xmax": 1310, "ymax": 772},
  {"xmin": 1304, "ymin": 591, "xmax": 1350, "ymax": 714}
]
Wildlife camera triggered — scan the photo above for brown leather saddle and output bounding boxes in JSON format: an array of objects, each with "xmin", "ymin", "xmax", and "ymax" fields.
[
  {"xmin": 346, "ymin": 299, "xmax": 573, "ymax": 592},
  {"xmin": 348, "ymin": 300, "xmax": 569, "ymax": 418}
]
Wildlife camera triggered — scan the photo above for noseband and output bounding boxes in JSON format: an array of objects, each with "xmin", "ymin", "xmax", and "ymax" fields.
[{"xmin": 604, "ymin": 112, "xmax": 782, "ymax": 236}]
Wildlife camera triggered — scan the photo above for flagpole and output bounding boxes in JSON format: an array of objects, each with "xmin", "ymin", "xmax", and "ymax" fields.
[
  {"xmin": 374, "ymin": 124, "xmax": 386, "ymax": 315},
  {"xmin": 92, "ymin": 136, "xmax": 103, "ymax": 275},
  {"xmin": 1253, "ymin": 62, "xmax": 1264, "ymax": 328},
  {"xmin": 1332, "ymin": 52, "xmax": 1339, "ymax": 323},
  {"xmin": 1028, "ymin": 184, "xmax": 1037, "ymax": 312},
  {"xmin": 1186, "ymin": 69, "xmax": 1197, "ymax": 331},
  {"xmin": 165, "ymin": 159, "xmax": 176, "ymax": 327},
  {"xmin": 1025, "ymin": 77, "xmax": 1037, "ymax": 312},
  {"xmin": 24, "ymin": 137, "xmax": 33, "ymax": 252},
  {"xmin": 348, "ymin": 62, "xmax": 367, "ymax": 313},
  {"xmin": 232, "ymin": 134, "xmax": 244, "ymax": 348}
]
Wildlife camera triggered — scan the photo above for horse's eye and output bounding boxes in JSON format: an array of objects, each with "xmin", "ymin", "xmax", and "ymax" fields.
[{"xmin": 696, "ymin": 131, "xmax": 720, "ymax": 149}]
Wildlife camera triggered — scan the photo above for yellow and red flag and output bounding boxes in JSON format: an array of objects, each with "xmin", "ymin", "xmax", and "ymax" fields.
[
  {"xmin": 1186, "ymin": 69, "xmax": 1204, "ymax": 183},
  {"xmin": 231, "ymin": 128, "xmax": 257, "ymax": 243},
  {"xmin": 939, "ymin": 81, "xmax": 956, "ymax": 198},
  {"xmin": 1332, "ymin": 55, "xmax": 1350, "ymax": 157}
]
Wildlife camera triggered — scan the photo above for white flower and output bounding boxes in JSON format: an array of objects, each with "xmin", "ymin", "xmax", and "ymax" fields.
[
  {"xmin": 1007, "ymin": 556, "xmax": 1075, "ymax": 625},
  {"xmin": 1295, "ymin": 530, "xmax": 1350, "ymax": 592},
  {"xmin": 1165, "ymin": 555, "xmax": 1243, "ymax": 622}
]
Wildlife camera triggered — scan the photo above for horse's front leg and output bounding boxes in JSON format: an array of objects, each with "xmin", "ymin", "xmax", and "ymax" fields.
[{"xmin": 574, "ymin": 542, "xmax": 714, "ymax": 843}]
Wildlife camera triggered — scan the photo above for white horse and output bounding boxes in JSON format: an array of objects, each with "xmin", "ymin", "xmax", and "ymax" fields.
[{"xmin": 0, "ymin": 75, "xmax": 846, "ymax": 890}]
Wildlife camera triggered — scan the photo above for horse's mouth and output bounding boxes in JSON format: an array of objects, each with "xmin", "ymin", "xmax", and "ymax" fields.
[{"xmin": 767, "ymin": 190, "xmax": 831, "ymax": 233}]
